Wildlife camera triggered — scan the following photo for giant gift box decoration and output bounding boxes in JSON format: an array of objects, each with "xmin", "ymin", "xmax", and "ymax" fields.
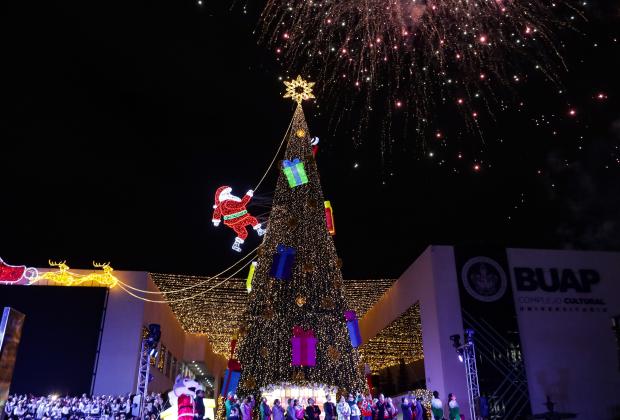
[
  {"xmin": 221, "ymin": 334, "xmax": 242, "ymax": 396},
  {"xmin": 324, "ymin": 201, "xmax": 335, "ymax": 235},
  {"xmin": 221, "ymin": 370, "xmax": 241, "ymax": 396},
  {"xmin": 291, "ymin": 326, "xmax": 317, "ymax": 367},
  {"xmin": 344, "ymin": 310, "xmax": 362, "ymax": 348},
  {"xmin": 282, "ymin": 159, "xmax": 308, "ymax": 188},
  {"xmin": 270, "ymin": 245, "xmax": 296, "ymax": 280}
]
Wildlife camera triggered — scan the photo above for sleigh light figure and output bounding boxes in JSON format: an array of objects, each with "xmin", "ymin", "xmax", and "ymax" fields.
[{"xmin": 212, "ymin": 186, "xmax": 266, "ymax": 252}]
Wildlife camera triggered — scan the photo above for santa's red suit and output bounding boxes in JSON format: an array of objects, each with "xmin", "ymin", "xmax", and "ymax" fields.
[
  {"xmin": 177, "ymin": 394, "xmax": 195, "ymax": 420},
  {"xmin": 212, "ymin": 186, "xmax": 265, "ymax": 252}
]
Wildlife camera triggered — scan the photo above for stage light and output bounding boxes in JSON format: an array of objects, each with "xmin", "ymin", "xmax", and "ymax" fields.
[{"xmin": 458, "ymin": 353, "xmax": 464, "ymax": 363}]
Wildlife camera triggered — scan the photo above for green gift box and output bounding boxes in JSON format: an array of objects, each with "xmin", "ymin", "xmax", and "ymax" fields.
[{"xmin": 282, "ymin": 158, "xmax": 308, "ymax": 188}]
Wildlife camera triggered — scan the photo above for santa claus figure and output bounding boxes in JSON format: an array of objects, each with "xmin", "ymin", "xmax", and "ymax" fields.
[
  {"xmin": 161, "ymin": 376, "xmax": 202, "ymax": 420},
  {"xmin": 212, "ymin": 186, "xmax": 266, "ymax": 252}
]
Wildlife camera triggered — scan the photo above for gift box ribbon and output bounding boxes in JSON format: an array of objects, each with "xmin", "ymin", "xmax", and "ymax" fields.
[
  {"xmin": 292, "ymin": 326, "xmax": 315, "ymax": 338},
  {"xmin": 344, "ymin": 310, "xmax": 357, "ymax": 322}
]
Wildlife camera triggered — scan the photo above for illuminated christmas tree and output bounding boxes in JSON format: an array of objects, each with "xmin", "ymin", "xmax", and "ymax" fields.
[{"xmin": 236, "ymin": 77, "xmax": 364, "ymax": 399}]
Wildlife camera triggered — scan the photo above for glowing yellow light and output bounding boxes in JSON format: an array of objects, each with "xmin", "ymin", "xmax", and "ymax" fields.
[
  {"xmin": 295, "ymin": 128, "xmax": 306, "ymax": 138},
  {"xmin": 295, "ymin": 295, "xmax": 306, "ymax": 307},
  {"xmin": 283, "ymin": 75, "xmax": 316, "ymax": 104},
  {"xmin": 36, "ymin": 260, "xmax": 119, "ymax": 288}
]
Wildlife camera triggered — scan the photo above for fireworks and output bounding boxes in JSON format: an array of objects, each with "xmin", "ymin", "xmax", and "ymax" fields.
[{"xmin": 260, "ymin": 0, "xmax": 585, "ymax": 146}]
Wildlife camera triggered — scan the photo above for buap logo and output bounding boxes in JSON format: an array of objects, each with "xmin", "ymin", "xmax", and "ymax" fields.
[{"xmin": 461, "ymin": 256, "xmax": 508, "ymax": 302}]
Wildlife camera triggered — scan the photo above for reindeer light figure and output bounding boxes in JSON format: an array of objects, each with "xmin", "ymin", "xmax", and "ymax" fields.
[
  {"xmin": 82, "ymin": 261, "xmax": 119, "ymax": 288},
  {"xmin": 37, "ymin": 260, "xmax": 83, "ymax": 286},
  {"xmin": 35, "ymin": 260, "xmax": 119, "ymax": 288}
]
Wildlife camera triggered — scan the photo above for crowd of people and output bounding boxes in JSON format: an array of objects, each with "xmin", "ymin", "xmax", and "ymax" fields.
[
  {"xmin": 5, "ymin": 390, "xmax": 465, "ymax": 420},
  {"xmin": 3, "ymin": 393, "xmax": 164, "ymax": 420},
  {"xmin": 224, "ymin": 391, "xmax": 463, "ymax": 420}
]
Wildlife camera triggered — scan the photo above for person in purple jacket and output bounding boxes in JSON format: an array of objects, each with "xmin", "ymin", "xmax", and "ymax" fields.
[
  {"xmin": 272, "ymin": 399, "xmax": 285, "ymax": 420},
  {"xmin": 241, "ymin": 396, "xmax": 254, "ymax": 420}
]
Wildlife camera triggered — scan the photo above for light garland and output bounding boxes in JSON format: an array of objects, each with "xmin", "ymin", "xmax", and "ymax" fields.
[
  {"xmin": 359, "ymin": 303, "xmax": 423, "ymax": 373},
  {"xmin": 150, "ymin": 274, "xmax": 394, "ymax": 358},
  {"xmin": 215, "ymin": 395, "xmax": 225, "ymax": 420}
]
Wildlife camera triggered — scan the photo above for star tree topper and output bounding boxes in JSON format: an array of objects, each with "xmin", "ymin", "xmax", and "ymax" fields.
[{"xmin": 284, "ymin": 75, "xmax": 315, "ymax": 104}]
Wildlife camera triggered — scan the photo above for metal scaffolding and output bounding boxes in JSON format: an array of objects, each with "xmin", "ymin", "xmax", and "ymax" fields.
[
  {"xmin": 135, "ymin": 339, "xmax": 151, "ymax": 420},
  {"xmin": 462, "ymin": 339, "xmax": 481, "ymax": 420}
]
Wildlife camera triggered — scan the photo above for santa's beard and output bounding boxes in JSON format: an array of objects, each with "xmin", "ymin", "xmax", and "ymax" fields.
[{"xmin": 222, "ymin": 193, "xmax": 241, "ymax": 202}]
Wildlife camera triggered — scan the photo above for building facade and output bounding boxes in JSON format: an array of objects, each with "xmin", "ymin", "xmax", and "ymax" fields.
[{"xmin": 360, "ymin": 246, "xmax": 620, "ymax": 419}]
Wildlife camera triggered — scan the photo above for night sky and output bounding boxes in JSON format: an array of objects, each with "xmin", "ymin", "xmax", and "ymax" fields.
[{"xmin": 1, "ymin": 0, "xmax": 619, "ymax": 280}]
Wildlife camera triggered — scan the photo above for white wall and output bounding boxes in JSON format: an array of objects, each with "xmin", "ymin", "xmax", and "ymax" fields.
[
  {"xmin": 507, "ymin": 248, "xmax": 620, "ymax": 418},
  {"xmin": 426, "ymin": 246, "xmax": 469, "ymax": 416},
  {"xmin": 92, "ymin": 271, "xmax": 147, "ymax": 395},
  {"xmin": 359, "ymin": 246, "xmax": 469, "ymax": 417}
]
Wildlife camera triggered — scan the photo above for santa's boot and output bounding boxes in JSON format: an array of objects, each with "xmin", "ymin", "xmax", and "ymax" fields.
[
  {"xmin": 232, "ymin": 237, "xmax": 244, "ymax": 252},
  {"xmin": 253, "ymin": 223, "xmax": 266, "ymax": 236}
]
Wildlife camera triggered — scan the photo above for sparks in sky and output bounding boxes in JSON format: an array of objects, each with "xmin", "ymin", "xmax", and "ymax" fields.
[{"xmin": 260, "ymin": 0, "xmax": 587, "ymax": 148}]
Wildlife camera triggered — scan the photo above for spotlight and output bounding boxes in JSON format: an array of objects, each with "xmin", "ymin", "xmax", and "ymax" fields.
[{"xmin": 458, "ymin": 353, "xmax": 464, "ymax": 363}]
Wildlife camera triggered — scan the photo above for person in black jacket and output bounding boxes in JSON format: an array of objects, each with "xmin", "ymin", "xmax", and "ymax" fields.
[
  {"xmin": 194, "ymin": 389, "xmax": 205, "ymax": 419},
  {"xmin": 323, "ymin": 395, "xmax": 336, "ymax": 420},
  {"xmin": 374, "ymin": 395, "xmax": 385, "ymax": 420},
  {"xmin": 305, "ymin": 399, "xmax": 321, "ymax": 420}
]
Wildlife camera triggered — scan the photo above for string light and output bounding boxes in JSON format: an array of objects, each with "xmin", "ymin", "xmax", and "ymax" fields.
[
  {"xmin": 117, "ymin": 257, "xmax": 254, "ymax": 307},
  {"xmin": 151, "ymin": 275, "xmax": 394, "ymax": 357},
  {"xmin": 359, "ymin": 303, "xmax": 423, "ymax": 373},
  {"xmin": 116, "ymin": 247, "xmax": 257, "ymax": 295}
]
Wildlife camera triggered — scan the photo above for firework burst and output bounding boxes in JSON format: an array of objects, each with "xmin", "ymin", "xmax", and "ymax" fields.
[{"xmin": 262, "ymin": 0, "xmax": 585, "ymax": 151}]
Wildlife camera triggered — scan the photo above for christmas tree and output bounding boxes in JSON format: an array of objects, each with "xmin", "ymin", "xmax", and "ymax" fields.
[{"xmin": 236, "ymin": 77, "xmax": 364, "ymax": 399}]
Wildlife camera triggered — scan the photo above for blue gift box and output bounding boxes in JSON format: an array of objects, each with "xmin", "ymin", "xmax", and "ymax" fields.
[
  {"xmin": 344, "ymin": 310, "xmax": 362, "ymax": 348},
  {"xmin": 221, "ymin": 369, "xmax": 241, "ymax": 396},
  {"xmin": 270, "ymin": 245, "xmax": 296, "ymax": 280},
  {"xmin": 347, "ymin": 319, "xmax": 362, "ymax": 348}
]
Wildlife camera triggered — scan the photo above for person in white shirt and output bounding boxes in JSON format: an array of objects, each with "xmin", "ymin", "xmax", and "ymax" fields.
[
  {"xmin": 336, "ymin": 396, "xmax": 351, "ymax": 420},
  {"xmin": 430, "ymin": 391, "xmax": 443, "ymax": 420}
]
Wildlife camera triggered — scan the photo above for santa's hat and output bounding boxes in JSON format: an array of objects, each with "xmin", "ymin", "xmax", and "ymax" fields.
[{"xmin": 214, "ymin": 186, "xmax": 232, "ymax": 208}]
